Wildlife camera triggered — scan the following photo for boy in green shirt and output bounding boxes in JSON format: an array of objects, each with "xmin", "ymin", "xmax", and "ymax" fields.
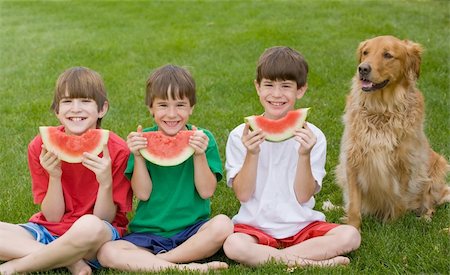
[{"xmin": 98, "ymin": 64, "xmax": 232, "ymax": 272}]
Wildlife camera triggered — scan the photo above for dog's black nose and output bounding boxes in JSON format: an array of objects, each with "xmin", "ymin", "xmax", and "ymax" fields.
[{"xmin": 358, "ymin": 63, "xmax": 371, "ymax": 76}]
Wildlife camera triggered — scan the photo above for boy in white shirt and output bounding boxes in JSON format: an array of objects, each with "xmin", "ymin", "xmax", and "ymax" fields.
[{"xmin": 224, "ymin": 46, "xmax": 361, "ymax": 267}]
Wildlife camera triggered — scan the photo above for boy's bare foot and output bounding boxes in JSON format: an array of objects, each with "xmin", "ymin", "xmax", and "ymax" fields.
[
  {"xmin": 0, "ymin": 264, "xmax": 15, "ymax": 275},
  {"xmin": 180, "ymin": 261, "xmax": 228, "ymax": 272},
  {"xmin": 67, "ymin": 260, "xmax": 92, "ymax": 275},
  {"xmin": 288, "ymin": 256, "xmax": 350, "ymax": 267}
]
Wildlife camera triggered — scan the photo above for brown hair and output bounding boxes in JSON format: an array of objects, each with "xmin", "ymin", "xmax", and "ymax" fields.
[
  {"xmin": 256, "ymin": 46, "xmax": 308, "ymax": 87},
  {"xmin": 145, "ymin": 64, "xmax": 196, "ymax": 107},
  {"xmin": 51, "ymin": 67, "xmax": 108, "ymax": 127}
]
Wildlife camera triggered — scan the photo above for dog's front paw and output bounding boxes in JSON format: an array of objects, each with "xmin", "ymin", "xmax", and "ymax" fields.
[
  {"xmin": 420, "ymin": 208, "xmax": 435, "ymax": 222},
  {"xmin": 340, "ymin": 215, "xmax": 361, "ymax": 230},
  {"xmin": 346, "ymin": 216, "xmax": 361, "ymax": 230}
]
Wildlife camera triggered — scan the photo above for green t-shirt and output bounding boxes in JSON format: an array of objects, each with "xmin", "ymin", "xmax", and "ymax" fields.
[{"xmin": 126, "ymin": 124, "xmax": 223, "ymax": 237}]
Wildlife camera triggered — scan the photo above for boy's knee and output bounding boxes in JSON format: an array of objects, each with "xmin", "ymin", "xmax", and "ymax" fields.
[
  {"xmin": 68, "ymin": 215, "xmax": 109, "ymax": 247},
  {"xmin": 97, "ymin": 241, "xmax": 116, "ymax": 268},
  {"xmin": 209, "ymin": 214, "xmax": 234, "ymax": 240},
  {"xmin": 98, "ymin": 240, "xmax": 134, "ymax": 268},
  {"xmin": 340, "ymin": 225, "xmax": 361, "ymax": 251},
  {"xmin": 223, "ymin": 233, "xmax": 247, "ymax": 260}
]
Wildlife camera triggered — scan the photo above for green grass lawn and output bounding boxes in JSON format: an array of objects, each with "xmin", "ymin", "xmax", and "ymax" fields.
[{"xmin": 0, "ymin": 0, "xmax": 448, "ymax": 274}]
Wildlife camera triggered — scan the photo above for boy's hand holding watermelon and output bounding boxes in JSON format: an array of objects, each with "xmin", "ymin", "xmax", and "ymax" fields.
[
  {"xmin": 241, "ymin": 123, "xmax": 265, "ymax": 155},
  {"xmin": 81, "ymin": 144, "xmax": 112, "ymax": 186},
  {"xmin": 127, "ymin": 125, "xmax": 147, "ymax": 157},
  {"xmin": 189, "ymin": 126, "xmax": 208, "ymax": 155},
  {"xmin": 39, "ymin": 145, "xmax": 62, "ymax": 178},
  {"xmin": 293, "ymin": 123, "xmax": 317, "ymax": 156}
]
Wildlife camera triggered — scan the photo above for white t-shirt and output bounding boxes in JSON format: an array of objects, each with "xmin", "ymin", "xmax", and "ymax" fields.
[{"xmin": 225, "ymin": 122, "xmax": 327, "ymax": 239}]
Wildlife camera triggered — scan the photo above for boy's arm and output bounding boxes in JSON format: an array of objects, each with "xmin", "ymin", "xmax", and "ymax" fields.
[
  {"xmin": 193, "ymin": 153, "xmax": 217, "ymax": 198},
  {"xmin": 293, "ymin": 153, "xmax": 316, "ymax": 203},
  {"xmin": 293, "ymin": 123, "xmax": 319, "ymax": 203},
  {"xmin": 127, "ymin": 126, "xmax": 152, "ymax": 201},
  {"xmin": 130, "ymin": 155, "xmax": 153, "ymax": 201},
  {"xmin": 39, "ymin": 147, "xmax": 65, "ymax": 222},
  {"xmin": 190, "ymin": 129, "xmax": 216, "ymax": 198},
  {"xmin": 231, "ymin": 152, "xmax": 259, "ymax": 202},
  {"xmin": 229, "ymin": 124, "xmax": 265, "ymax": 202},
  {"xmin": 83, "ymin": 145, "xmax": 117, "ymax": 222}
]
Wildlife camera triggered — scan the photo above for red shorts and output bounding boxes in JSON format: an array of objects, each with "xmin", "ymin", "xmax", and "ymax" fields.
[{"xmin": 234, "ymin": 221, "xmax": 339, "ymax": 248}]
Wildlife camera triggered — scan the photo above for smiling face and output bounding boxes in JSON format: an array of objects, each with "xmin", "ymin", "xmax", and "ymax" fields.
[
  {"xmin": 145, "ymin": 65, "xmax": 197, "ymax": 136},
  {"xmin": 254, "ymin": 47, "xmax": 309, "ymax": 120},
  {"xmin": 51, "ymin": 67, "xmax": 108, "ymax": 132},
  {"xmin": 255, "ymin": 78, "xmax": 306, "ymax": 120},
  {"xmin": 149, "ymin": 94, "xmax": 193, "ymax": 136},
  {"xmin": 56, "ymin": 96, "xmax": 108, "ymax": 135}
]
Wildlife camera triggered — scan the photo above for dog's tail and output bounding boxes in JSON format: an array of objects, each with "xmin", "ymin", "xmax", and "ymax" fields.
[
  {"xmin": 428, "ymin": 150, "xmax": 450, "ymax": 205},
  {"xmin": 428, "ymin": 150, "xmax": 449, "ymax": 181}
]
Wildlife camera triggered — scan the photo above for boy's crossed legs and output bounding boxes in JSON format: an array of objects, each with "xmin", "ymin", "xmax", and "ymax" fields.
[
  {"xmin": 0, "ymin": 214, "xmax": 116, "ymax": 275},
  {"xmin": 98, "ymin": 214, "xmax": 233, "ymax": 272},
  {"xmin": 223, "ymin": 223, "xmax": 360, "ymax": 267}
]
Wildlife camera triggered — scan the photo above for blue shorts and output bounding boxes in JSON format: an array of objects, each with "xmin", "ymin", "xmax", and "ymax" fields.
[
  {"xmin": 20, "ymin": 221, "xmax": 120, "ymax": 269},
  {"xmin": 121, "ymin": 219, "xmax": 207, "ymax": 254}
]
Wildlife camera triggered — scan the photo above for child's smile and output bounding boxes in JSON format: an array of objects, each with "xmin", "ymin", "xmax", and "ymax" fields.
[
  {"xmin": 268, "ymin": 101, "xmax": 287, "ymax": 106},
  {"xmin": 255, "ymin": 79, "xmax": 304, "ymax": 120},
  {"xmin": 68, "ymin": 117, "xmax": 86, "ymax": 122},
  {"xmin": 164, "ymin": 120, "xmax": 180, "ymax": 127},
  {"xmin": 150, "ymin": 96, "xmax": 193, "ymax": 136},
  {"xmin": 56, "ymin": 97, "xmax": 106, "ymax": 135}
]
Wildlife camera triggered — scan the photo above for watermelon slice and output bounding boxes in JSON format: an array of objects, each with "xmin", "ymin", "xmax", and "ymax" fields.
[
  {"xmin": 245, "ymin": 108, "xmax": 310, "ymax": 142},
  {"xmin": 139, "ymin": 130, "xmax": 197, "ymax": 166},
  {"xmin": 39, "ymin": 126, "xmax": 109, "ymax": 163}
]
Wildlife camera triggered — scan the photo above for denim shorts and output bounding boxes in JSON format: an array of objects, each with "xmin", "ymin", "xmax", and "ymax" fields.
[
  {"xmin": 121, "ymin": 219, "xmax": 207, "ymax": 254},
  {"xmin": 20, "ymin": 221, "xmax": 120, "ymax": 269}
]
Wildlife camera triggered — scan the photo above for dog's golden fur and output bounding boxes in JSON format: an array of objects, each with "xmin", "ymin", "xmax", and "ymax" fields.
[{"xmin": 335, "ymin": 35, "xmax": 449, "ymax": 229}]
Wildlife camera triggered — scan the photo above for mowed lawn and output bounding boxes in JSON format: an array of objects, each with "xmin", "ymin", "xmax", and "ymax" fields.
[{"xmin": 0, "ymin": 1, "xmax": 448, "ymax": 274}]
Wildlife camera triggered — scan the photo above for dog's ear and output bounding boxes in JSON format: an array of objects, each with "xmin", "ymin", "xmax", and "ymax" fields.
[
  {"xmin": 404, "ymin": 40, "xmax": 423, "ymax": 80},
  {"xmin": 356, "ymin": 40, "xmax": 368, "ymax": 63}
]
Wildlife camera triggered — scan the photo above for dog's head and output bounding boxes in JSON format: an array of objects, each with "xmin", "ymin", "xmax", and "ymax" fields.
[{"xmin": 356, "ymin": 35, "xmax": 422, "ymax": 93}]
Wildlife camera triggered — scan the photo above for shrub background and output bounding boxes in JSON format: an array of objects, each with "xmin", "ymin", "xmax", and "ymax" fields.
[{"xmin": 0, "ymin": 1, "xmax": 448, "ymax": 274}]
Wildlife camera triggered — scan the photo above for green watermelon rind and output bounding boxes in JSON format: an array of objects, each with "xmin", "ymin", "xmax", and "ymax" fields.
[
  {"xmin": 245, "ymin": 108, "xmax": 310, "ymax": 142},
  {"xmin": 39, "ymin": 126, "xmax": 110, "ymax": 163},
  {"xmin": 139, "ymin": 130, "xmax": 199, "ymax": 167},
  {"xmin": 140, "ymin": 146, "xmax": 195, "ymax": 167}
]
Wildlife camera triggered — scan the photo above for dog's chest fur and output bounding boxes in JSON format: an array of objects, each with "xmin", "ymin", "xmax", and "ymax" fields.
[{"xmin": 344, "ymin": 89, "xmax": 427, "ymax": 205}]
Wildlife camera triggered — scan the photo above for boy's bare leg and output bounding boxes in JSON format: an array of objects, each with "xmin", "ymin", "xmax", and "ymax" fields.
[
  {"xmin": 223, "ymin": 225, "xmax": 360, "ymax": 267},
  {"xmin": 97, "ymin": 240, "xmax": 228, "ymax": 272},
  {"xmin": 156, "ymin": 214, "xmax": 233, "ymax": 263},
  {"xmin": 282, "ymin": 225, "xmax": 360, "ymax": 263},
  {"xmin": 0, "ymin": 215, "xmax": 111, "ymax": 274},
  {"xmin": 0, "ymin": 222, "xmax": 43, "ymax": 261},
  {"xmin": 0, "ymin": 222, "xmax": 91, "ymax": 275}
]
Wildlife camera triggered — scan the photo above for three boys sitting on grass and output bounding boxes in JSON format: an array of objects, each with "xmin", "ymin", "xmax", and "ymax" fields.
[{"xmin": 0, "ymin": 46, "xmax": 360, "ymax": 274}]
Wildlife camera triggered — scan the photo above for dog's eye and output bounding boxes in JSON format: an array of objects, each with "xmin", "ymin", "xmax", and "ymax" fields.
[
  {"xmin": 384, "ymin": 52, "xmax": 393, "ymax": 59},
  {"xmin": 362, "ymin": 50, "xmax": 368, "ymax": 56}
]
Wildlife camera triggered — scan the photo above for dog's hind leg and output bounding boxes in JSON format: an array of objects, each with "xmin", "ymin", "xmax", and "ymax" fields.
[
  {"xmin": 428, "ymin": 151, "xmax": 450, "ymax": 205},
  {"xmin": 417, "ymin": 151, "xmax": 450, "ymax": 221}
]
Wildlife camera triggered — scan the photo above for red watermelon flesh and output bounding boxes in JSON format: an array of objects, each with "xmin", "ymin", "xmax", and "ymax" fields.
[
  {"xmin": 39, "ymin": 126, "xmax": 109, "ymax": 163},
  {"xmin": 139, "ymin": 130, "xmax": 197, "ymax": 166},
  {"xmin": 245, "ymin": 108, "xmax": 309, "ymax": 142}
]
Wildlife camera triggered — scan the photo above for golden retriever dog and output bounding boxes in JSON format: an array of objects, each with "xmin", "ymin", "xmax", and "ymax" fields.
[{"xmin": 335, "ymin": 35, "xmax": 449, "ymax": 229}]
